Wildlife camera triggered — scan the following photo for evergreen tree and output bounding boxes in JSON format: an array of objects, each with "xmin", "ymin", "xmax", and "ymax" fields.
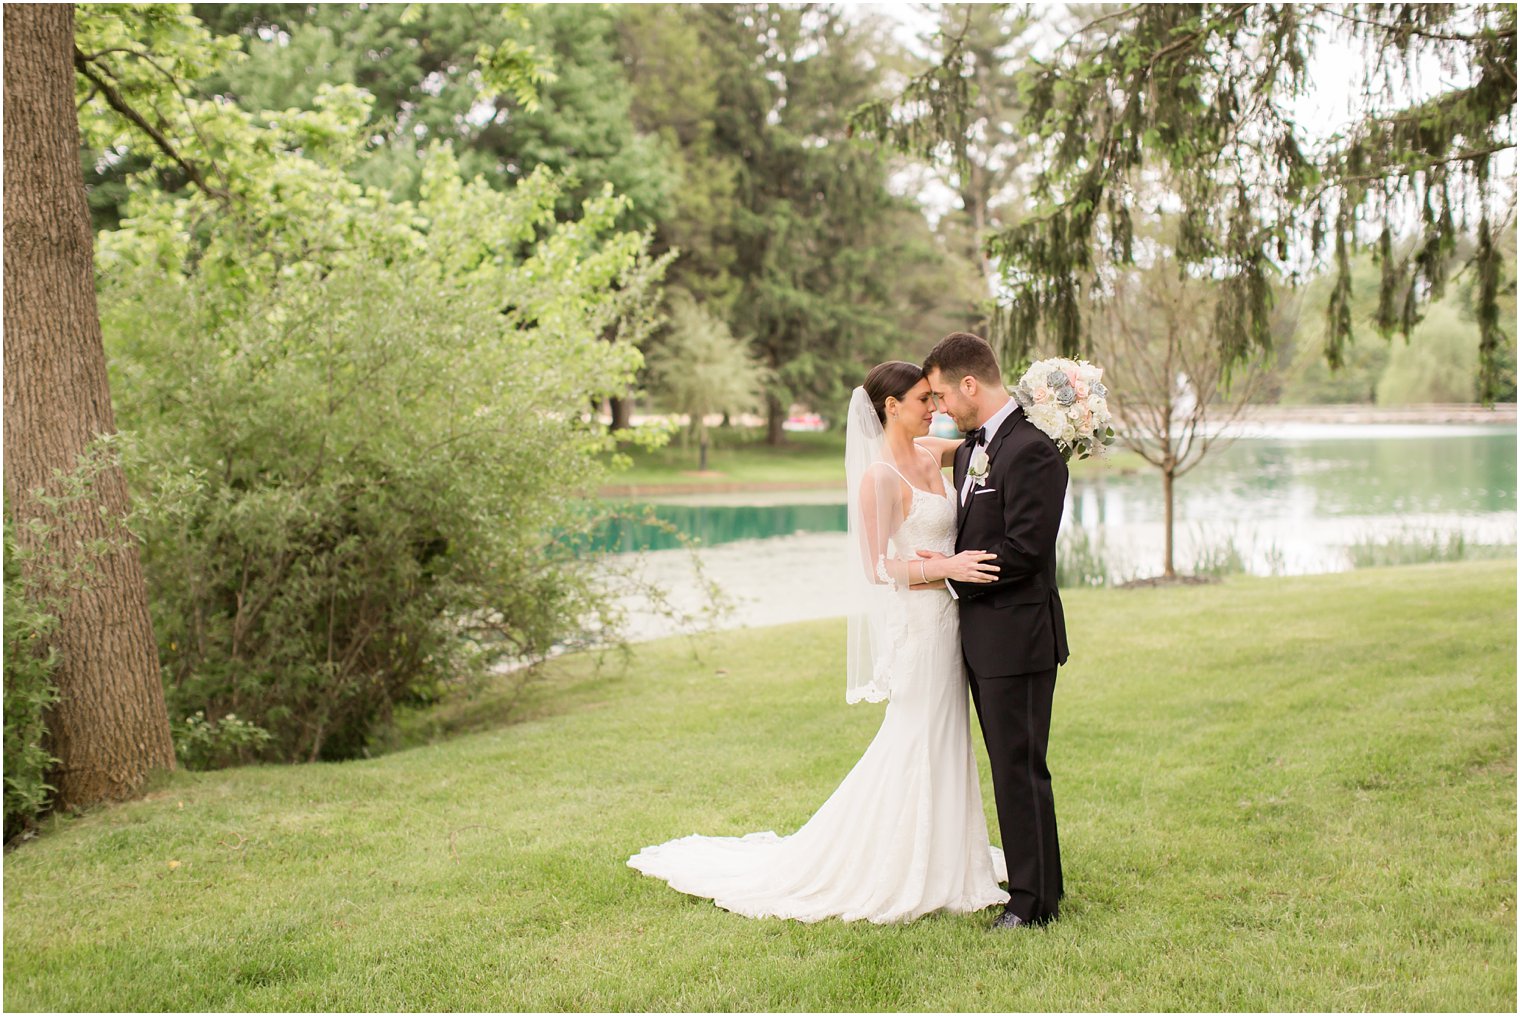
[
  {"xmin": 855, "ymin": 3, "xmax": 1517, "ymax": 402},
  {"xmin": 701, "ymin": 4, "xmax": 980, "ymax": 443}
]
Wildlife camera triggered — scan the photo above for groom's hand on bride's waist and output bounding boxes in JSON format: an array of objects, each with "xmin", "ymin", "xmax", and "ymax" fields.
[{"xmin": 916, "ymin": 548, "xmax": 999, "ymax": 589}]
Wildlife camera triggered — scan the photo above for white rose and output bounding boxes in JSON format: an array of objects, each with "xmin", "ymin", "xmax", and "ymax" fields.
[
  {"xmin": 1026, "ymin": 402, "xmax": 1065, "ymax": 440},
  {"xmin": 967, "ymin": 444, "xmax": 991, "ymax": 480}
]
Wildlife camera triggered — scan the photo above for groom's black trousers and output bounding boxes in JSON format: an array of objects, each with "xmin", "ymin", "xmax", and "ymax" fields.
[{"xmin": 967, "ymin": 665, "xmax": 1063, "ymax": 923}]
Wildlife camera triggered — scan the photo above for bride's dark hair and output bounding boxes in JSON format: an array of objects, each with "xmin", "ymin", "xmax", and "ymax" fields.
[{"xmin": 863, "ymin": 361, "xmax": 925, "ymax": 424}]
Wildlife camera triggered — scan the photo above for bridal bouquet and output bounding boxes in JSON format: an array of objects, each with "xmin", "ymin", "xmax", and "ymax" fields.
[{"xmin": 1012, "ymin": 357, "xmax": 1115, "ymax": 462}]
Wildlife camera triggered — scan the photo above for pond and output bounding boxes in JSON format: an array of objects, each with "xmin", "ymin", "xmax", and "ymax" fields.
[{"xmin": 600, "ymin": 424, "xmax": 1516, "ymax": 641}]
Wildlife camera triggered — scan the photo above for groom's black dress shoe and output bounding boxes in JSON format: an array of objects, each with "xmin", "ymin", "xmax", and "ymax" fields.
[{"xmin": 991, "ymin": 910, "xmax": 1056, "ymax": 930}]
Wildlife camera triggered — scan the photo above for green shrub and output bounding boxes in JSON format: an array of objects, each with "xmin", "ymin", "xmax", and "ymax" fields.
[
  {"xmin": 3, "ymin": 521, "xmax": 60, "ymax": 842},
  {"xmin": 99, "ymin": 123, "xmax": 668, "ymax": 763},
  {"xmin": 172, "ymin": 711, "xmax": 273, "ymax": 771}
]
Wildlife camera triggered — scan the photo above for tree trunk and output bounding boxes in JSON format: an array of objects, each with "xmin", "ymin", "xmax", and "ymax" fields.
[
  {"xmin": 765, "ymin": 391, "xmax": 785, "ymax": 447},
  {"xmin": 698, "ymin": 426, "xmax": 710, "ymax": 472},
  {"xmin": 3, "ymin": 4, "xmax": 176, "ymax": 809},
  {"xmin": 608, "ymin": 392, "xmax": 633, "ymax": 432},
  {"xmin": 1162, "ymin": 467, "xmax": 1176, "ymax": 579},
  {"xmin": 961, "ymin": 176, "xmax": 998, "ymax": 293}
]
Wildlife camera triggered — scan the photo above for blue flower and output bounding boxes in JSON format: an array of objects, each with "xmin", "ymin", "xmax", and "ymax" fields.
[
  {"xmin": 1047, "ymin": 370, "xmax": 1071, "ymax": 389},
  {"xmin": 1055, "ymin": 386, "xmax": 1077, "ymax": 406}
]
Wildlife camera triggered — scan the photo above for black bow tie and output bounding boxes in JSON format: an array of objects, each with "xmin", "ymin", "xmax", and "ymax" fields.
[{"xmin": 964, "ymin": 426, "xmax": 986, "ymax": 446}]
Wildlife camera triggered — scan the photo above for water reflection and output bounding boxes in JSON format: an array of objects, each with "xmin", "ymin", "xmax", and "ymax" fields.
[
  {"xmin": 597, "ymin": 429, "xmax": 1517, "ymax": 554},
  {"xmin": 603, "ymin": 427, "xmax": 1516, "ymax": 641},
  {"xmin": 592, "ymin": 502, "xmax": 848, "ymax": 553}
]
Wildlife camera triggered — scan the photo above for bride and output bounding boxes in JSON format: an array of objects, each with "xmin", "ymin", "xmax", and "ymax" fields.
[{"xmin": 627, "ymin": 361, "xmax": 1010, "ymax": 925}]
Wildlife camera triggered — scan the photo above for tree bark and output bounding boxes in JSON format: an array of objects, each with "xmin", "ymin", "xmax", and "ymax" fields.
[
  {"xmin": 765, "ymin": 391, "xmax": 784, "ymax": 447},
  {"xmin": 1162, "ymin": 467, "xmax": 1176, "ymax": 579},
  {"xmin": 3, "ymin": 4, "xmax": 176, "ymax": 809},
  {"xmin": 608, "ymin": 393, "xmax": 633, "ymax": 432}
]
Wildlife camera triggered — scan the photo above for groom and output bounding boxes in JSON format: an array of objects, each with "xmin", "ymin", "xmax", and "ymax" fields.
[{"xmin": 921, "ymin": 332, "xmax": 1070, "ymax": 930}]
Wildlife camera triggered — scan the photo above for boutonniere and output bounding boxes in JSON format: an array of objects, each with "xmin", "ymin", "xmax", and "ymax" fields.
[{"xmin": 967, "ymin": 445, "xmax": 990, "ymax": 486}]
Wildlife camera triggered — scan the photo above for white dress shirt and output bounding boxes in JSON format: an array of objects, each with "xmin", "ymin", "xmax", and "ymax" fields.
[{"xmin": 958, "ymin": 397, "xmax": 1018, "ymax": 506}]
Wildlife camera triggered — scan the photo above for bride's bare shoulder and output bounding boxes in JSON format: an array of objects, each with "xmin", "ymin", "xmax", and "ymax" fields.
[{"xmin": 914, "ymin": 436, "xmax": 962, "ymax": 468}]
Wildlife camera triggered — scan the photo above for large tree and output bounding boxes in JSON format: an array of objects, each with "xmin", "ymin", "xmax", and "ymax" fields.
[
  {"xmin": 187, "ymin": 3, "xmax": 667, "ymax": 223},
  {"xmin": 856, "ymin": 3, "xmax": 1516, "ymax": 400},
  {"xmin": 704, "ymin": 4, "xmax": 980, "ymax": 443},
  {"xmin": 916, "ymin": 3, "xmax": 1041, "ymax": 292},
  {"xmin": 3, "ymin": 4, "xmax": 176, "ymax": 809}
]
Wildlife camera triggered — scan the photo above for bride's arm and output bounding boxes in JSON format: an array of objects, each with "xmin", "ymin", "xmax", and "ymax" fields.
[
  {"xmin": 859, "ymin": 467, "xmax": 994, "ymax": 590},
  {"xmin": 858, "ymin": 468, "xmax": 923, "ymax": 588},
  {"xmin": 914, "ymin": 435, "xmax": 963, "ymax": 468}
]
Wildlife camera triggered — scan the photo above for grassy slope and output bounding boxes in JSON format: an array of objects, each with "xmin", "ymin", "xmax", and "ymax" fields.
[{"xmin": 4, "ymin": 561, "xmax": 1514, "ymax": 1011}]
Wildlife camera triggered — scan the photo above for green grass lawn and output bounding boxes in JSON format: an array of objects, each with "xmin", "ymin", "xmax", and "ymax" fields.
[
  {"xmin": 4, "ymin": 561, "xmax": 1514, "ymax": 1011},
  {"xmin": 603, "ymin": 425, "xmax": 1144, "ymax": 492}
]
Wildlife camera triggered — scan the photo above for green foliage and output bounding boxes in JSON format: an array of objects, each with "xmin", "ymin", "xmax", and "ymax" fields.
[
  {"xmin": 3, "ymin": 523, "xmax": 61, "ymax": 843},
  {"xmin": 1376, "ymin": 299, "xmax": 1481, "ymax": 404},
  {"xmin": 75, "ymin": 3, "xmax": 245, "ymax": 216},
  {"xmin": 694, "ymin": 5, "xmax": 979, "ymax": 431},
  {"xmin": 172, "ymin": 710, "xmax": 273, "ymax": 771},
  {"xmin": 187, "ymin": 3, "xmax": 663, "ymax": 226},
  {"xmin": 855, "ymin": 4, "xmax": 1517, "ymax": 402},
  {"xmin": 1276, "ymin": 256, "xmax": 1392, "ymax": 403},
  {"xmin": 616, "ymin": 5, "xmax": 741, "ymax": 309},
  {"xmin": 88, "ymin": 19, "xmax": 668, "ymax": 761},
  {"xmin": 472, "ymin": 6, "xmax": 556, "ymax": 112},
  {"xmin": 1276, "ymin": 232, "xmax": 1515, "ymax": 405},
  {"xmin": 644, "ymin": 291, "xmax": 769, "ymax": 461}
]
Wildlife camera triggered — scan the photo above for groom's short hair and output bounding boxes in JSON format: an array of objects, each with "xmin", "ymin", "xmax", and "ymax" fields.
[{"xmin": 923, "ymin": 332, "xmax": 1001, "ymax": 386}]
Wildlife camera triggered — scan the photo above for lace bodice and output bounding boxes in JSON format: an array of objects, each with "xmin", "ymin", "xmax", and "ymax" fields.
[{"xmin": 889, "ymin": 479, "xmax": 956, "ymax": 561}]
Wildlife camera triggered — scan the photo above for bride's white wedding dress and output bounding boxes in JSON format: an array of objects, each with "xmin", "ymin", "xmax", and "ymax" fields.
[{"xmin": 627, "ymin": 471, "xmax": 1009, "ymax": 924}]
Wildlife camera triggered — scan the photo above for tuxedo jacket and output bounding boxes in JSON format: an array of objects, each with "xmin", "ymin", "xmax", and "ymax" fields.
[{"xmin": 948, "ymin": 406, "xmax": 1070, "ymax": 677}]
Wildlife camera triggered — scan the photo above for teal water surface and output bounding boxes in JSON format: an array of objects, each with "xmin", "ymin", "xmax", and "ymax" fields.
[{"xmin": 591, "ymin": 428, "xmax": 1516, "ymax": 553}]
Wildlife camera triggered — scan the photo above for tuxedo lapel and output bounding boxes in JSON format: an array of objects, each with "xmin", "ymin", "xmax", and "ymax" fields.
[
  {"xmin": 984, "ymin": 406, "xmax": 1023, "ymax": 466},
  {"xmin": 954, "ymin": 438, "xmax": 974, "ymax": 535},
  {"xmin": 957, "ymin": 405, "xmax": 1023, "ymax": 537}
]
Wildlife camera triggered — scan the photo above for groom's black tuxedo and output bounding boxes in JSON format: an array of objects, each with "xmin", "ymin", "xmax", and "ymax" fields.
[
  {"xmin": 949, "ymin": 404, "xmax": 1069, "ymax": 924},
  {"xmin": 948, "ymin": 406, "xmax": 1070, "ymax": 675}
]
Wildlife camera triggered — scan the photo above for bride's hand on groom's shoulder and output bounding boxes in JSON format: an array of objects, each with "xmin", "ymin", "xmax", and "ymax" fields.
[{"xmin": 917, "ymin": 549, "xmax": 999, "ymax": 584}]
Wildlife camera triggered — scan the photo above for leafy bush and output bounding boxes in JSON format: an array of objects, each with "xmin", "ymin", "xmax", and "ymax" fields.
[
  {"xmin": 97, "ymin": 86, "xmax": 669, "ymax": 762},
  {"xmin": 172, "ymin": 711, "xmax": 273, "ymax": 771},
  {"xmin": 3, "ymin": 522, "xmax": 60, "ymax": 842}
]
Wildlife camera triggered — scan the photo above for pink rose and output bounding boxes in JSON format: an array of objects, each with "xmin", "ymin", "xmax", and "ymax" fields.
[
  {"xmin": 1033, "ymin": 386, "xmax": 1050, "ymax": 404},
  {"xmin": 1074, "ymin": 380, "xmax": 1090, "ymax": 399}
]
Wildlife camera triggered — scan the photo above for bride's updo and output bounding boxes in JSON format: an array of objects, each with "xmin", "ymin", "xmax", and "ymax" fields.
[{"xmin": 863, "ymin": 361, "xmax": 925, "ymax": 425}]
